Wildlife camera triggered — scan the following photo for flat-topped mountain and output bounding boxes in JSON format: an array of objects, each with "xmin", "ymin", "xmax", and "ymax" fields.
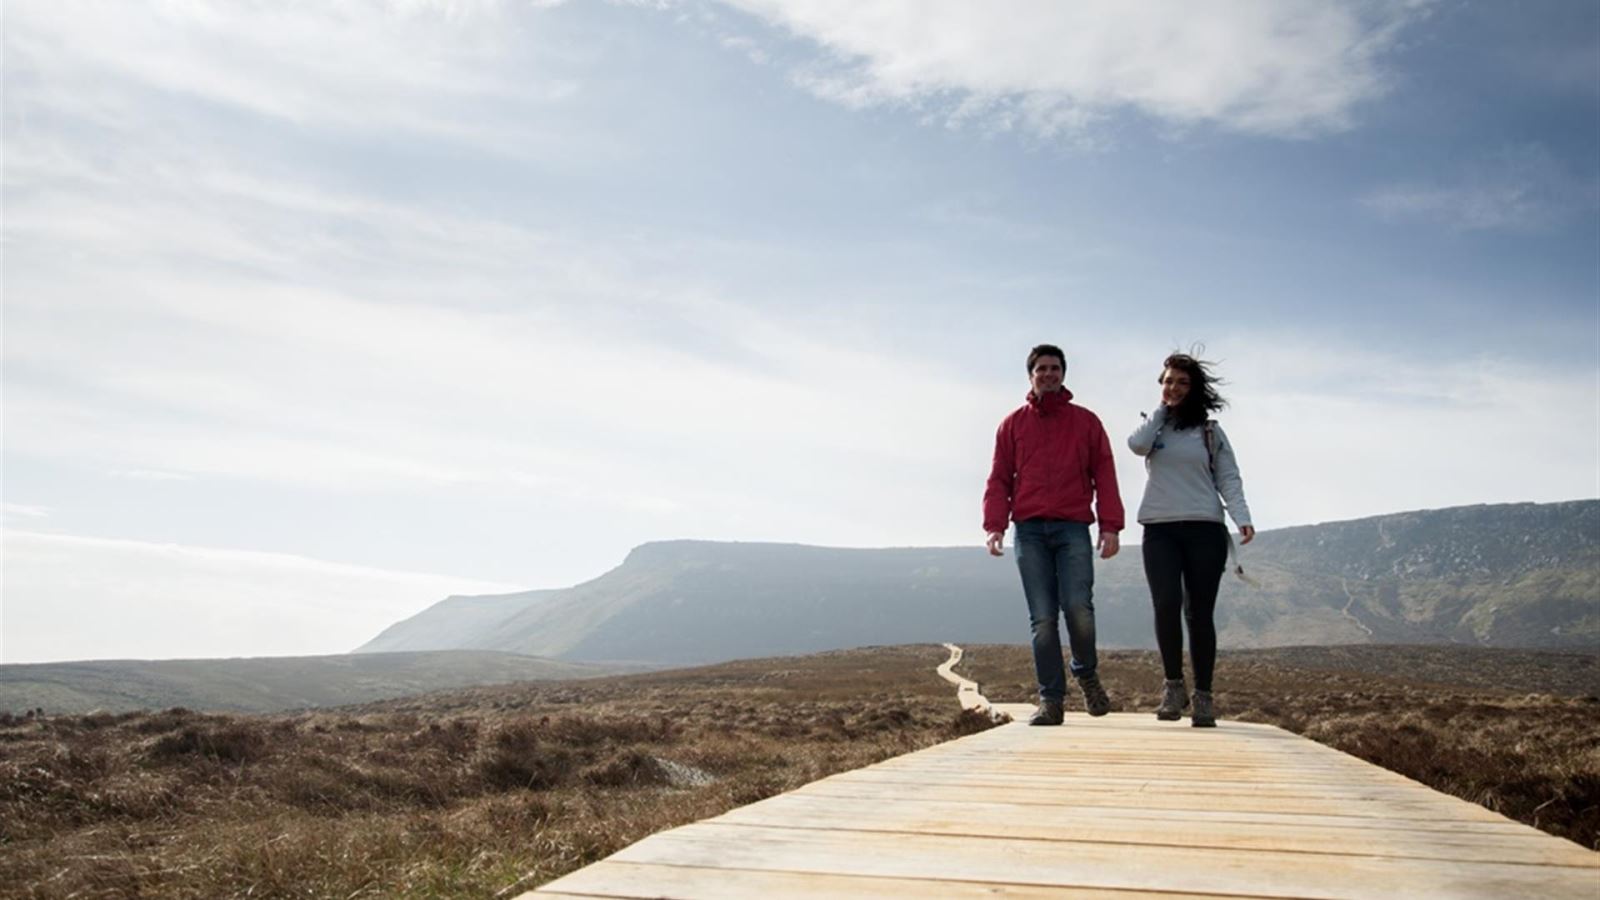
[{"xmin": 358, "ymin": 500, "xmax": 1599, "ymax": 665}]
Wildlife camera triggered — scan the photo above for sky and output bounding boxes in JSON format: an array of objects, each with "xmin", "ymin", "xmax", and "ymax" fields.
[{"xmin": 3, "ymin": 0, "xmax": 1597, "ymax": 664}]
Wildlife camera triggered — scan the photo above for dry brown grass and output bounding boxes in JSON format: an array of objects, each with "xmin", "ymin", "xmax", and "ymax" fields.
[
  {"xmin": 3, "ymin": 642, "xmax": 1594, "ymax": 898},
  {"xmin": 0, "ymin": 645, "xmax": 990, "ymax": 899},
  {"xmin": 954, "ymin": 643, "xmax": 1600, "ymax": 850}
]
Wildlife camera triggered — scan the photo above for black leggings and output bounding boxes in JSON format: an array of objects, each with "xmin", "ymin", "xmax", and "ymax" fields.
[{"xmin": 1142, "ymin": 521, "xmax": 1229, "ymax": 691}]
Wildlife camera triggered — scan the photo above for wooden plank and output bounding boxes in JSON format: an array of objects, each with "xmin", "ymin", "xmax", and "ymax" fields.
[
  {"xmin": 761, "ymin": 788, "xmax": 1538, "ymax": 837},
  {"xmin": 828, "ymin": 768, "xmax": 1458, "ymax": 796},
  {"xmin": 834, "ymin": 751, "xmax": 1484, "ymax": 793},
  {"xmin": 980, "ymin": 734, "xmax": 1338, "ymax": 753},
  {"xmin": 602, "ymin": 822, "xmax": 1600, "ymax": 899},
  {"xmin": 818, "ymin": 768, "xmax": 1509, "ymax": 810},
  {"xmin": 907, "ymin": 743, "xmax": 1358, "ymax": 759},
  {"xmin": 864, "ymin": 749, "xmax": 1399, "ymax": 767},
  {"xmin": 904, "ymin": 732, "xmax": 1381, "ymax": 762},
  {"xmin": 989, "ymin": 702, "xmax": 1036, "ymax": 719},
  {"xmin": 925, "ymin": 736, "xmax": 1345, "ymax": 749},
  {"xmin": 881, "ymin": 735, "xmax": 1377, "ymax": 757},
  {"xmin": 969, "ymin": 713, "xmax": 1298, "ymax": 734},
  {"xmin": 711, "ymin": 794, "xmax": 1598, "ymax": 866},
  {"xmin": 857, "ymin": 755, "xmax": 1433, "ymax": 784},
  {"xmin": 902, "ymin": 764, "xmax": 1422, "ymax": 786},
  {"xmin": 534, "ymin": 860, "xmax": 1244, "ymax": 899},
  {"xmin": 795, "ymin": 778, "xmax": 1514, "ymax": 820},
  {"xmin": 904, "ymin": 748, "xmax": 1367, "ymax": 761}
]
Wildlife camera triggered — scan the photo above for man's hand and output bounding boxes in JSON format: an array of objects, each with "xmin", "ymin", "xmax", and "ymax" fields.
[
  {"xmin": 1240, "ymin": 525, "xmax": 1255, "ymax": 545},
  {"xmin": 985, "ymin": 532, "xmax": 1005, "ymax": 557},
  {"xmin": 1097, "ymin": 532, "xmax": 1120, "ymax": 559}
]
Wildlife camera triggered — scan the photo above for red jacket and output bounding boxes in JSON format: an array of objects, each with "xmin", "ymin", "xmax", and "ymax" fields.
[{"xmin": 983, "ymin": 389, "xmax": 1124, "ymax": 535}]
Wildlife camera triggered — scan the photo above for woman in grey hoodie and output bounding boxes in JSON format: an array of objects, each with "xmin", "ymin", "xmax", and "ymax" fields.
[{"xmin": 1127, "ymin": 353, "xmax": 1254, "ymax": 727}]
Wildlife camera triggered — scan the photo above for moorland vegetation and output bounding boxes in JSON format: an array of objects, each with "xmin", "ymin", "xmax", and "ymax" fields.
[
  {"xmin": 0, "ymin": 646, "xmax": 985, "ymax": 899},
  {"xmin": 2, "ymin": 643, "xmax": 1595, "ymax": 899},
  {"xmin": 0, "ymin": 651, "xmax": 631, "ymax": 716}
]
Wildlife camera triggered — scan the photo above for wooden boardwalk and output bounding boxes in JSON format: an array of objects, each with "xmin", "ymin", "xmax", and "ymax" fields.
[{"xmin": 527, "ymin": 649, "xmax": 1598, "ymax": 898}]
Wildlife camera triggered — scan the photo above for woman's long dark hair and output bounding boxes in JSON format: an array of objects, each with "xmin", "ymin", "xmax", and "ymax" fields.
[{"xmin": 1162, "ymin": 351, "xmax": 1227, "ymax": 430}]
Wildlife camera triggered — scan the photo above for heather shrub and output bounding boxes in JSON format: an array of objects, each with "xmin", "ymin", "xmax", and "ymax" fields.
[
  {"xmin": 74, "ymin": 711, "xmax": 132, "ymax": 730},
  {"xmin": 848, "ymin": 705, "xmax": 914, "ymax": 732},
  {"xmin": 274, "ymin": 764, "xmax": 370, "ymax": 813},
  {"xmin": 476, "ymin": 723, "xmax": 573, "ymax": 791},
  {"xmin": 581, "ymin": 750, "xmax": 666, "ymax": 788},
  {"xmin": 546, "ymin": 715, "xmax": 676, "ymax": 746},
  {"xmin": 947, "ymin": 707, "xmax": 1002, "ymax": 737},
  {"xmin": 149, "ymin": 723, "xmax": 269, "ymax": 764},
  {"xmin": 130, "ymin": 707, "xmax": 199, "ymax": 734},
  {"xmin": 409, "ymin": 718, "xmax": 479, "ymax": 757}
]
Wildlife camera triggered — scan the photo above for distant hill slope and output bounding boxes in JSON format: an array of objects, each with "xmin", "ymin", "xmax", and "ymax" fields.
[
  {"xmin": 0, "ymin": 650, "xmax": 634, "ymax": 715},
  {"xmin": 360, "ymin": 590, "xmax": 560, "ymax": 654},
  {"xmin": 357, "ymin": 500, "xmax": 1600, "ymax": 665}
]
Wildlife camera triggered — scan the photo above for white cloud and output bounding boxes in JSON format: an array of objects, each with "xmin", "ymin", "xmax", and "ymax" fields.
[
  {"xmin": 1362, "ymin": 145, "xmax": 1600, "ymax": 231},
  {"xmin": 3, "ymin": 161, "xmax": 994, "ymax": 489},
  {"xmin": 716, "ymin": 0, "xmax": 1427, "ymax": 138},
  {"xmin": 8, "ymin": 108, "xmax": 1592, "ymax": 559},
  {"xmin": 1093, "ymin": 336, "xmax": 1600, "ymax": 536},
  {"xmin": 0, "ymin": 0, "xmax": 611, "ymax": 176},
  {"xmin": 4, "ymin": 34, "xmax": 1004, "ymax": 519},
  {"xmin": 110, "ymin": 469, "xmax": 197, "ymax": 482},
  {"xmin": 3, "ymin": 12, "xmax": 1007, "ymax": 562},
  {"xmin": 3, "ymin": 0, "xmax": 592, "ymax": 156},
  {"xmin": 719, "ymin": 33, "xmax": 770, "ymax": 65},
  {"xmin": 0, "ymin": 530, "xmax": 524, "ymax": 663},
  {"xmin": 1, "ymin": 504, "xmax": 52, "ymax": 520}
]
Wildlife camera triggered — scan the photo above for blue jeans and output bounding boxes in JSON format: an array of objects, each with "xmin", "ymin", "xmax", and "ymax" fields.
[{"xmin": 1014, "ymin": 519, "xmax": 1097, "ymax": 702}]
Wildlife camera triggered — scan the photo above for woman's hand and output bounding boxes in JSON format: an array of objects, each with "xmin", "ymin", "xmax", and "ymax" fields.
[{"xmin": 1240, "ymin": 525, "xmax": 1255, "ymax": 545}]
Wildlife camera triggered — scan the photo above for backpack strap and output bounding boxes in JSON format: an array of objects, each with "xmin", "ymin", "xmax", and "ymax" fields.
[{"xmin": 1202, "ymin": 420, "xmax": 1218, "ymax": 479}]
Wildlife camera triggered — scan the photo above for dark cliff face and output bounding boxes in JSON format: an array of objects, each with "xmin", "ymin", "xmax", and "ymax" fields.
[{"xmin": 364, "ymin": 500, "xmax": 1600, "ymax": 665}]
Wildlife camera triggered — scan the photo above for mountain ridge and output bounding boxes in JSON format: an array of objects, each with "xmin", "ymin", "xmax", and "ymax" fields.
[{"xmin": 358, "ymin": 499, "xmax": 1599, "ymax": 664}]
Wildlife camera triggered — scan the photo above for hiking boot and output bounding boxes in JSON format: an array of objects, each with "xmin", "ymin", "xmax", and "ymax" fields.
[
  {"xmin": 1077, "ymin": 673, "xmax": 1111, "ymax": 717},
  {"xmin": 1028, "ymin": 699, "xmax": 1064, "ymax": 726},
  {"xmin": 1156, "ymin": 679, "xmax": 1189, "ymax": 721},
  {"xmin": 1191, "ymin": 690, "xmax": 1217, "ymax": 728}
]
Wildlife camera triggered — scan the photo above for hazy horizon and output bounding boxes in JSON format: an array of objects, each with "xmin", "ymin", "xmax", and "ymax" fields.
[
  {"xmin": 5, "ymin": 2, "xmax": 1597, "ymax": 664},
  {"xmin": 7, "ymin": 496, "xmax": 1595, "ymax": 666}
]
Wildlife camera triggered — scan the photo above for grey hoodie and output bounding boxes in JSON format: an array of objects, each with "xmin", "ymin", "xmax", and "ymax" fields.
[{"xmin": 1128, "ymin": 406, "xmax": 1251, "ymax": 528}]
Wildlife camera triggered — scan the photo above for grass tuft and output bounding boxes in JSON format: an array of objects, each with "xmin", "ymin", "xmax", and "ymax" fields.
[{"xmin": 148, "ymin": 723, "xmax": 270, "ymax": 764}]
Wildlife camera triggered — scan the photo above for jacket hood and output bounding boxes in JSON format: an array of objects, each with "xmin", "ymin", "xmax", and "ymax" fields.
[{"xmin": 1027, "ymin": 388, "xmax": 1075, "ymax": 414}]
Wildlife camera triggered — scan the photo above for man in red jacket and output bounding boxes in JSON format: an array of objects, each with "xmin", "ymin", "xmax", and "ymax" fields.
[{"xmin": 984, "ymin": 344, "xmax": 1124, "ymax": 725}]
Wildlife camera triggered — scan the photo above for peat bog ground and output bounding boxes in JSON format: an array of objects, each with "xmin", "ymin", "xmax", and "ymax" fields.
[
  {"xmin": 0, "ymin": 645, "xmax": 988, "ymax": 899},
  {"xmin": 2, "ymin": 643, "xmax": 1596, "ymax": 898}
]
